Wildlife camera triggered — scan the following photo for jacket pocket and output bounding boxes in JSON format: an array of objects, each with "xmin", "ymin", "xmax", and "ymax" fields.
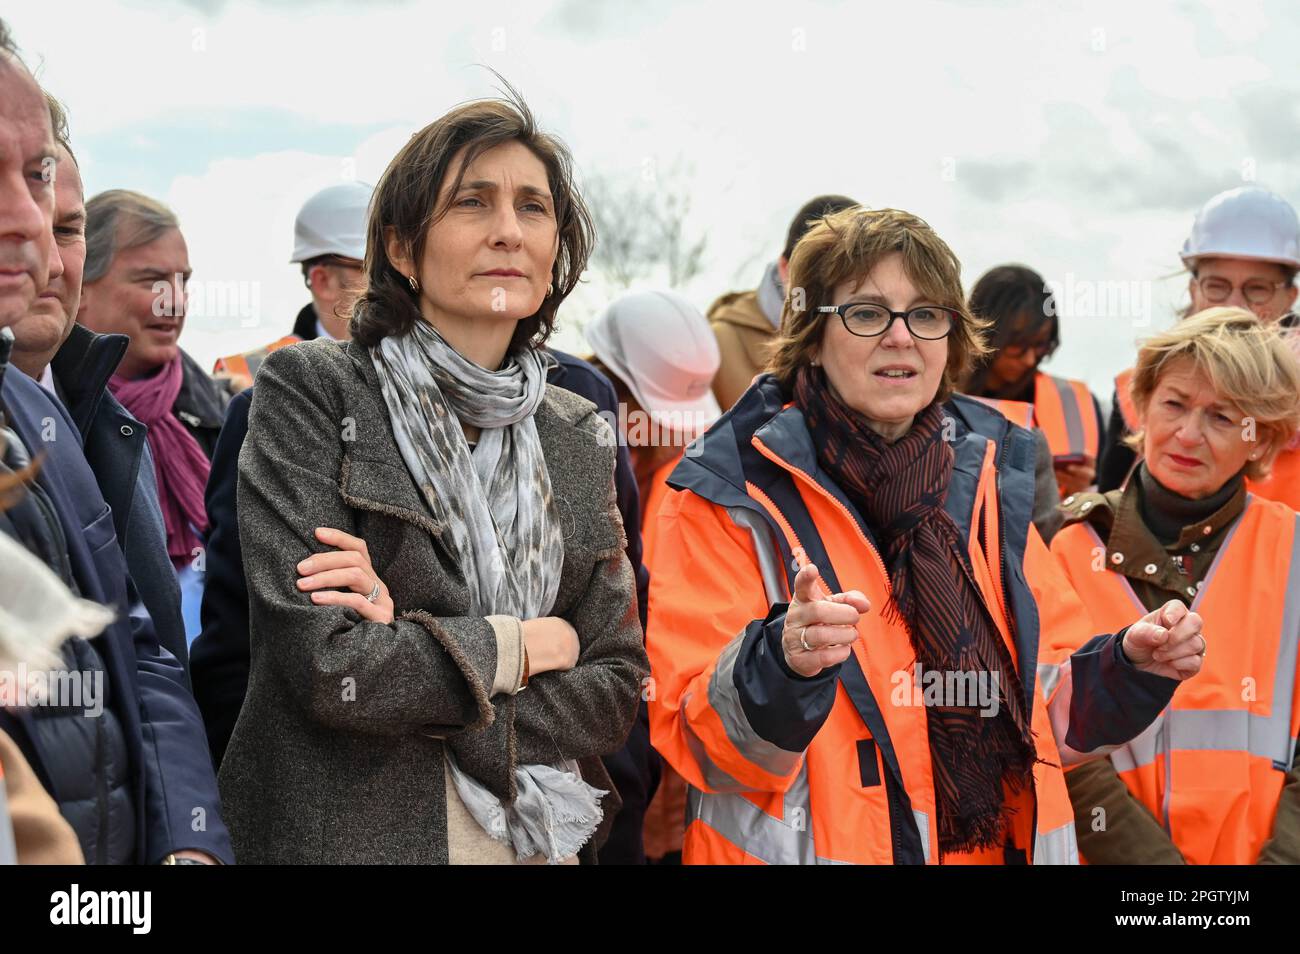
[{"xmin": 82, "ymin": 504, "xmax": 117, "ymax": 556}]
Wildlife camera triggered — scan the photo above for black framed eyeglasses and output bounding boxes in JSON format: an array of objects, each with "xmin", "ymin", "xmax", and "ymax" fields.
[
  {"xmin": 816, "ymin": 302, "xmax": 956, "ymax": 340},
  {"xmin": 1195, "ymin": 276, "xmax": 1290, "ymax": 305}
]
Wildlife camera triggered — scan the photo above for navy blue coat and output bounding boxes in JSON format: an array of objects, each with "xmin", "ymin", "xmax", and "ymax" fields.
[
  {"xmin": 191, "ymin": 346, "xmax": 657, "ymax": 862},
  {"xmin": 49, "ymin": 324, "xmax": 189, "ymax": 675},
  {"xmin": 0, "ymin": 365, "xmax": 233, "ymax": 864}
]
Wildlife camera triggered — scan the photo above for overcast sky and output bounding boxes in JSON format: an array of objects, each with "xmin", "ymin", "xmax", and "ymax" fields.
[{"xmin": 10, "ymin": 0, "xmax": 1300, "ymax": 398}]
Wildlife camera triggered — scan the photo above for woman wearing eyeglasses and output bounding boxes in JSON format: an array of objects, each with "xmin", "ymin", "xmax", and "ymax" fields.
[
  {"xmin": 646, "ymin": 206, "xmax": 1204, "ymax": 865},
  {"xmin": 1099, "ymin": 187, "xmax": 1300, "ymax": 503},
  {"xmin": 962, "ymin": 265, "xmax": 1105, "ymax": 501}
]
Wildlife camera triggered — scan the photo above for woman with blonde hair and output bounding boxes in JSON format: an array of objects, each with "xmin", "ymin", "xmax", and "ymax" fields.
[
  {"xmin": 647, "ymin": 206, "xmax": 1206, "ymax": 865},
  {"xmin": 1051, "ymin": 307, "xmax": 1300, "ymax": 863}
]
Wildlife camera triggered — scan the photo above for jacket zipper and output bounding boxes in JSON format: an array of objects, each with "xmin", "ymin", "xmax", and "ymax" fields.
[{"xmin": 751, "ymin": 436, "xmax": 892, "ymax": 590}]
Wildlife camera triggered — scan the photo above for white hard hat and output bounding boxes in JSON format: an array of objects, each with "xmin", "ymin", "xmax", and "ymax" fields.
[
  {"xmin": 291, "ymin": 181, "xmax": 373, "ymax": 263},
  {"xmin": 585, "ymin": 290, "xmax": 722, "ymax": 435},
  {"xmin": 1181, "ymin": 186, "xmax": 1300, "ymax": 270}
]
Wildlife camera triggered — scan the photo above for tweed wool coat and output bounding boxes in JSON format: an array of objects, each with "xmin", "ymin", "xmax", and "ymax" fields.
[{"xmin": 217, "ymin": 337, "xmax": 648, "ymax": 864}]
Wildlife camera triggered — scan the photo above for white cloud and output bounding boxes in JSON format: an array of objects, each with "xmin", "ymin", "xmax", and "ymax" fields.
[{"xmin": 11, "ymin": 0, "xmax": 1300, "ymax": 395}]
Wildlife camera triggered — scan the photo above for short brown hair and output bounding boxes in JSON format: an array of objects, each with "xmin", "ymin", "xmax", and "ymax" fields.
[
  {"xmin": 767, "ymin": 206, "xmax": 989, "ymax": 401},
  {"xmin": 351, "ymin": 84, "xmax": 594, "ymax": 351},
  {"xmin": 1127, "ymin": 306, "xmax": 1300, "ymax": 479}
]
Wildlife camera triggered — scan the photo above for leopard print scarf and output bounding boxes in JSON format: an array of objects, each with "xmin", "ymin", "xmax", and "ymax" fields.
[{"xmin": 371, "ymin": 317, "xmax": 563, "ymax": 620}]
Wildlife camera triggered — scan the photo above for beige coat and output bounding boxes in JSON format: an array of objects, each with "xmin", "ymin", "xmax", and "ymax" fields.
[{"xmin": 707, "ymin": 289, "xmax": 779, "ymax": 412}]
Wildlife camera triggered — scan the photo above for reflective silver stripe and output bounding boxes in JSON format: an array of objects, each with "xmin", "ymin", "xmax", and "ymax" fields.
[
  {"xmin": 707, "ymin": 633, "xmax": 804, "ymax": 780},
  {"xmin": 1109, "ymin": 711, "xmax": 1163, "ymax": 774},
  {"xmin": 726, "ymin": 506, "xmax": 788, "ymax": 606},
  {"xmin": 1268, "ymin": 512, "xmax": 1300, "ymax": 769},
  {"xmin": 1115, "ymin": 506, "xmax": 1300, "ymax": 794},
  {"xmin": 0, "ymin": 783, "xmax": 15, "ymax": 865},
  {"xmin": 1037, "ymin": 662, "xmax": 1063, "ymax": 702},
  {"xmin": 785, "ymin": 760, "xmax": 812, "ymax": 830},
  {"xmin": 680, "ymin": 702, "xmax": 750, "ymax": 793},
  {"xmin": 1048, "ymin": 375, "xmax": 1086, "ymax": 456},
  {"xmin": 1033, "ymin": 821, "xmax": 1079, "ymax": 865},
  {"xmin": 1111, "ymin": 709, "xmax": 1297, "ymax": 771},
  {"xmin": 688, "ymin": 783, "xmax": 850, "ymax": 864},
  {"xmin": 913, "ymin": 810, "xmax": 931, "ymax": 863}
]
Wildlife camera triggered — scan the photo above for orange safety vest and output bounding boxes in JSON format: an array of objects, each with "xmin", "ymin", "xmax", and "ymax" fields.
[
  {"xmin": 647, "ymin": 384, "xmax": 1135, "ymax": 865},
  {"xmin": 969, "ymin": 396, "xmax": 1035, "ymax": 430},
  {"xmin": 972, "ymin": 373, "xmax": 1100, "ymax": 498},
  {"xmin": 213, "ymin": 335, "xmax": 303, "ymax": 382},
  {"xmin": 1033, "ymin": 372, "xmax": 1101, "ymax": 461},
  {"xmin": 1049, "ymin": 497, "xmax": 1300, "ymax": 864},
  {"xmin": 1114, "ymin": 367, "xmax": 1138, "ymax": 433},
  {"xmin": 1247, "ymin": 446, "xmax": 1300, "ymax": 512}
]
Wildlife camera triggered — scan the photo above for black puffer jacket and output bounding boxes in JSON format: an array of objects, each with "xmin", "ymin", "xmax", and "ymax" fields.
[{"xmin": 22, "ymin": 636, "xmax": 136, "ymax": 864}]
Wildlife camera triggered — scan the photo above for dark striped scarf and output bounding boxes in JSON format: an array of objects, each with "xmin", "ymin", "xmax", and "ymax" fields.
[{"xmin": 794, "ymin": 366, "xmax": 1037, "ymax": 856}]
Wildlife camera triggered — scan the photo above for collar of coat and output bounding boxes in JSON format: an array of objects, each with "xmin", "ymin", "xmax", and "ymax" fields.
[
  {"xmin": 341, "ymin": 337, "xmax": 597, "ymax": 430},
  {"xmin": 174, "ymin": 347, "xmax": 229, "ymax": 430},
  {"xmin": 49, "ymin": 324, "xmax": 129, "ymax": 440}
]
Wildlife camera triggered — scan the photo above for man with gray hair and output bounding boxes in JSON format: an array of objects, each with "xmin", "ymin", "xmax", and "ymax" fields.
[{"xmin": 78, "ymin": 190, "xmax": 229, "ymax": 644}]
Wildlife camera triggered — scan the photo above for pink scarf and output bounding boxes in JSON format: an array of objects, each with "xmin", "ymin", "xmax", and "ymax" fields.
[{"xmin": 109, "ymin": 356, "xmax": 210, "ymax": 569}]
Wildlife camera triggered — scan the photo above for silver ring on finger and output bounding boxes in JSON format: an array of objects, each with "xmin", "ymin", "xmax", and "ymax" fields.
[
  {"xmin": 799, "ymin": 626, "xmax": 813, "ymax": 653},
  {"xmin": 366, "ymin": 580, "xmax": 381, "ymax": 604},
  {"xmin": 1198, "ymin": 636, "xmax": 1207, "ymax": 658}
]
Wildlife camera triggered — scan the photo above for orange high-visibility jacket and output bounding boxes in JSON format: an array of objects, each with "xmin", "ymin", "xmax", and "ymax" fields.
[
  {"xmin": 1114, "ymin": 367, "xmax": 1139, "ymax": 434},
  {"xmin": 212, "ymin": 335, "xmax": 303, "ymax": 383},
  {"xmin": 647, "ymin": 376, "xmax": 1179, "ymax": 865},
  {"xmin": 972, "ymin": 375, "xmax": 1101, "ymax": 461},
  {"xmin": 1248, "ymin": 449, "xmax": 1300, "ymax": 512},
  {"xmin": 1049, "ymin": 496, "xmax": 1300, "ymax": 864}
]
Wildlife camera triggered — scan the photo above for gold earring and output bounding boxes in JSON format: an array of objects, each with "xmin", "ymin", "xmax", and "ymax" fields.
[{"xmin": 408, "ymin": 274, "xmax": 419, "ymax": 292}]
